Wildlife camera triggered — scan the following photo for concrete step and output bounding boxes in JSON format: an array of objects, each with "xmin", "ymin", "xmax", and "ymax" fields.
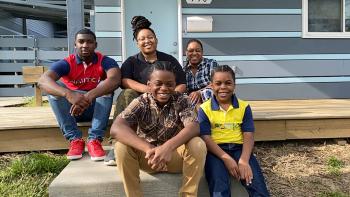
[{"xmin": 49, "ymin": 154, "xmax": 249, "ymax": 197}]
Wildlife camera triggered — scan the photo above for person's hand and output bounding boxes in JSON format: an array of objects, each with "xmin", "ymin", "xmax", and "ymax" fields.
[
  {"xmin": 70, "ymin": 104, "xmax": 83, "ymax": 116},
  {"xmin": 65, "ymin": 91, "xmax": 90, "ymax": 108},
  {"xmin": 238, "ymin": 159, "xmax": 253, "ymax": 185},
  {"xmin": 222, "ymin": 154, "xmax": 240, "ymax": 180},
  {"xmin": 145, "ymin": 144, "xmax": 172, "ymax": 171},
  {"xmin": 189, "ymin": 91, "xmax": 201, "ymax": 104}
]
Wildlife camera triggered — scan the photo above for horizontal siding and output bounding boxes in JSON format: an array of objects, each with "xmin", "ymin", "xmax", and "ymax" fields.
[
  {"xmin": 236, "ymin": 82, "xmax": 350, "ymax": 100},
  {"xmin": 183, "ymin": 15, "xmax": 301, "ymax": 32},
  {"xmin": 0, "ymin": 51, "xmax": 35, "ymax": 60},
  {"xmin": 0, "ymin": 88, "xmax": 33, "ymax": 97},
  {"xmin": 37, "ymin": 38, "xmax": 67, "ymax": 48},
  {"xmin": 96, "ymin": 38, "xmax": 122, "ymax": 56},
  {"xmin": 218, "ymin": 60, "xmax": 350, "ymax": 78},
  {"xmin": 95, "ymin": 13, "xmax": 121, "ymax": 31},
  {"xmin": 0, "ymin": 63, "xmax": 32, "ymax": 72},
  {"xmin": 0, "ymin": 38, "xmax": 34, "ymax": 47},
  {"xmin": 0, "ymin": 76, "xmax": 23, "ymax": 85},
  {"xmin": 183, "ymin": 32, "xmax": 301, "ymax": 38},
  {"xmin": 37, "ymin": 51, "xmax": 67, "ymax": 61},
  {"xmin": 181, "ymin": 0, "xmax": 301, "ymax": 9},
  {"xmin": 183, "ymin": 38, "xmax": 350, "ymax": 55},
  {"xmin": 236, "ymin": 77, "xmax": 350, "ymax": 84},
  {"xmin": 95, "ymin": 0, "xmax": 120, "ymax": 6}
]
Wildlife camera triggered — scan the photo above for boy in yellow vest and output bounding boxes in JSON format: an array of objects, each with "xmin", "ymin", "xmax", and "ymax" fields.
[{"xmin": 198, "ymin": 65, "xmax": 269, "ymax": 197}]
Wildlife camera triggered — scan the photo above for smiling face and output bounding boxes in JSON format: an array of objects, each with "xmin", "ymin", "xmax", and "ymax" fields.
[
  {"xmin": 75, "ymin": 33, "xmax": 97, "ymax": 60},
  {"xmin": 211, "ymin": 71, "xmax": 235, "ymax": 104},
  {"xmin": 147, "ymin": 70, "xmax": 176, "ymax": 106},
  {"xmin": 136, "ymin": 29, "xmax": 158, "ymax": 55},
  {"xmin": 186, "ymin": 41, "xmax": 203, "ymax": 66}
]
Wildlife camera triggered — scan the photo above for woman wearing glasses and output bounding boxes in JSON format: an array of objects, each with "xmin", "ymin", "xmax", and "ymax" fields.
[
  {"xmin": 184, "ymin": 39, "xmax": 219, "ymax": 110},
  {"xmin": 104, "ymin": 16, "xmax": 187, "ymax": 166}
]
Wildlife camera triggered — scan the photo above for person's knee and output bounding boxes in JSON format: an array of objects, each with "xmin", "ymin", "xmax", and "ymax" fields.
[
  {"xmin": 123, "ymin": 89, "xmax": 139, "ymax": 96},
  {"xmin": 115, "ymin": 142, "xmax": 133, "ymax": 161},
  {"xmin": 186, "ymin": 137, "xmax": 207, "ymax": 159}
]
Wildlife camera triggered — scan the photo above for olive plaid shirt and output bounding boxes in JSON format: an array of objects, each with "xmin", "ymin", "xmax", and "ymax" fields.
[
  {"xmin": 184, "ymin": 58, "xmax": 219, "ymax": 93},
  {"xmin": 118, "ymin": 92, "xmax": 198, "ymax": 146}
]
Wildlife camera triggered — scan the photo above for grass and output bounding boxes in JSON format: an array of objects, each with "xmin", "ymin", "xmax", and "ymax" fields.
[
  {"xmin": 0, "ymin": 153, "xmax": 69, "ymax": 197},
  {"xmin": 319, "ymin": 191, "xmax": 350, "ymax": 197},
  {"xmin": 22, "ymin": 96, "xmax": 49, "ymax": 107},
  {"xmin": 327, "ymin": 156, "xmax": 345, "ymax": 176}
]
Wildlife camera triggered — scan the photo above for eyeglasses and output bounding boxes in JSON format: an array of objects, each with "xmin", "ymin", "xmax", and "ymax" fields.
[{"xmin": 137, "ymin": 36, "xmax": 155, "ymax": 43}]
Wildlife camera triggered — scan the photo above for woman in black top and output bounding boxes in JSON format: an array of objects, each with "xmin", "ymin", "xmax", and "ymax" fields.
[{"xmin": 105, "ymin": 16, "xmax": 187, "ymax": 166}]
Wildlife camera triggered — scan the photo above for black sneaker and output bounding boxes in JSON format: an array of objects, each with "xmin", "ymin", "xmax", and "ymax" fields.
[{"xmin": 104, "ymin": 149, "xmax": 116, "ymax": 166}]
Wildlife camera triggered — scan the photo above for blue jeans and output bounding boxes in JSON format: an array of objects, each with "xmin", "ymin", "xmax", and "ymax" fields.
[
  {"xmin": 205, "ymin": 143, "xmax": 270, "ymax": 197},
  {"xmin": 48, "ymin": 82, "xmax": 113, "ymax": 142}
]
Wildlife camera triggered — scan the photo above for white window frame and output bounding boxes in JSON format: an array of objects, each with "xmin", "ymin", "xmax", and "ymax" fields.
[{"xmin": 302, "ymin": 0, "xmax": 350, "ymax": 38}]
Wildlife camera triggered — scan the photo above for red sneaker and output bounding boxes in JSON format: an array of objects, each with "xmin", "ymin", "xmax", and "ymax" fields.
[
  {"xmin": 87, "ymin": 139, "xmax": 105, "ymax": 161},
  {"xmin": 67, "ymin": 138, "xmax": 85, "ymax": 160}
]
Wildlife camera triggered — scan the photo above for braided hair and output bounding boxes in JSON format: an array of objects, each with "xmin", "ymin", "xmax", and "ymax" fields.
[
  {"xmin": 131, "ymin": 16, "xmax": 156, "ymax": 41},
  {"xmin": 211, "ymin": 65, "xmax": 236, "ymax": 82},
  {"xmin": 148, "ymin": 61, "xmax": 176, "ymax": 80}
]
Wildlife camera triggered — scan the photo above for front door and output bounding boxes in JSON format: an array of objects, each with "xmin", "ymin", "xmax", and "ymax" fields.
[{"xmin": 123, "ymin": 0, "xmax": 179, "ymax": 60}]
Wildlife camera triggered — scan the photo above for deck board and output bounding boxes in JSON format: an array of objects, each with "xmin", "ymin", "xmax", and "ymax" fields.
[{"xmin": 1, "ymin": 99, "xmax": 350, "ymax": 152}]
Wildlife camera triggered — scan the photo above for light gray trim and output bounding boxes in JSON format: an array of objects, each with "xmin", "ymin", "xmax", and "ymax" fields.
[
  {"xmin": 236, "ymin": 76, "xmax": 350, "ymax": 84},
  {"xmin": 95, "ymin": 13, "xmax": 121, "ymax": 31},
  {"xmin": 0, "ymin": 51, "xmax": 35, "ymax": 59},
  {"xmin": 95, "ymin": 32, "xmax": 122, "ymax": 37},
  {"xmin": 181, "ymin": 0, "xmax": 301, "ymax": 9},
  {"xmin": 236, "ymin": 82, "xmax": 350, "ymax": 100},
  {"xmin": 183, "ymin": 15, "xmax": 301, "ymax": 32},
  {"xmin": 182, "ymin": 38, "xmax": 350, "ymax": 55},
  {"xmin": 182, "ymin": 8, "xmax": 302, "ymax": 15},
  {"xmin": 96, "ymin": 38, "xmax": 122, "ymax": 56},
  {"xmin": 183, "ymin": 32, "xmax": 301, "ymax": 38},
  {"xmin": 0, "ymin": 76, "xmax": 23, "ymax": 84},
  {"xmin": 37, "ymin": 38, "xmax": 67, "ymax": 48},
  {"xmin": 0, "ymin": 63, "xmax": 31, "ymax": 72},
  {"xmin": 67, "ymin": 0, "xmax": 83, "ymax": 54},
  {"xmin": 95, "ymin": 7, "xmax": 121, "ymax": 13},
  {"xmin": 218, "ymin": 60, "xmax": 350, "ymax": 78},
  {"xmin": 0, "ymin": 38, "xmax": 35, "ymax": 47},
  {"xmin": 95, "ymin": 0, "xmax": 121, "ymax": 6},
  {"xmin": 205, "ymin": 54, "xmax": 350, "ymax": 61},
  {"xmin": 0, "ymin": 87, "xmax": 33, "ymax": 96}
]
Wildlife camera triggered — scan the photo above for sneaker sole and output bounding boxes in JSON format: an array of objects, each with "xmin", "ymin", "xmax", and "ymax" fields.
[
  {"xmin": 67, "ymin": 155, "xmax": 83, "ymax": 160},
  {"xmin": 104, "ymin": 160, "xmax": 117, "ymax": 166},
  {"xmin": 91, "ymin": 156, "xmax": 105, "ymax": 161}
]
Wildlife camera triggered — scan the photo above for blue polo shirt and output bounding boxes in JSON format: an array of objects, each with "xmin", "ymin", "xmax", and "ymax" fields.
[{"xmin": 198, "ymin": 94, "xmax": 254, "ymax": 144}]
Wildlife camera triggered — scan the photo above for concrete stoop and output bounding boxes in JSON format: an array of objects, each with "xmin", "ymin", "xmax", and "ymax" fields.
[{"xmin": 49, "ymin": 155, "xmax": 248, "ymax": 197}]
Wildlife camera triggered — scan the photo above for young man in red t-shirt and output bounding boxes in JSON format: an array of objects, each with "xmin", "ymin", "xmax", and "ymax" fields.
[{"xmin": 39, "ymin": 29, "xmax": 121, "ymax": 161}]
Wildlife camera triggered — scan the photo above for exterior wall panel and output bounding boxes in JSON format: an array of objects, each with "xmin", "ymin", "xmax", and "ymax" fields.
[
  {"xmin": 181, "ymin": 0, "xmax": 301, "ymax": 9},
  {"xmin": 183, "ymin": 15, "xmax": 301, "ymax": 32},
  {"xmin": 95, "ymin": 13, "xmax": 121, "ymax": 32}
]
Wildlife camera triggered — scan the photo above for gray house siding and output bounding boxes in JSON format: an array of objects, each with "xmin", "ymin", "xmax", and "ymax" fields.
[
  {"xmin": 92, "ymin": 0, "xmax": 349, "ymax": 100},
  {"xmin": 181, "ymin": 0, "xmax": 350, "ymax": 100},
  {"xmin": 94, "ymin": 0, "xmax": 122, "ymax": 64}
]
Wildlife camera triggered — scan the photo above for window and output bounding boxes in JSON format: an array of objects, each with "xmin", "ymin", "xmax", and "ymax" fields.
[{"xmin": 303, "ymin": 0, "xmax": 350, "ymax": 38}]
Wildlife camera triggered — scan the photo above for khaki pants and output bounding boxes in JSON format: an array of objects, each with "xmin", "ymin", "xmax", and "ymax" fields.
[{"xmin": 115, "ymin": 137, "xmax": 207, "ymax": 197}]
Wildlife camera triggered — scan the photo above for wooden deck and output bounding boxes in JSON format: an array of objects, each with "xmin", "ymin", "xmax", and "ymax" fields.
[{"xmin": 1, "ymin": 99, "xmax": 350, "ymax": 152}]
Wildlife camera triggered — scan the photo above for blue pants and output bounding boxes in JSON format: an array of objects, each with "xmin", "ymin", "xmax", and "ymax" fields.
[
  {"xmin": 205, "ymin": 143, "xmax": 270, "ymax": 197},
  {"xmin": 48, "ymin": 82, "xmax": 113, "ymax": 141}
]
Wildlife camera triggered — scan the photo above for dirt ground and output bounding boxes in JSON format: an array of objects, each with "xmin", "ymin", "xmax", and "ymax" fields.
[
  {"xmin": 255, "ymin": 139, "xmax": 350, "ymax": 197},
  {"xmin": 1, "ymin": 139, "xmax": 349, "ymax": 197}
]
